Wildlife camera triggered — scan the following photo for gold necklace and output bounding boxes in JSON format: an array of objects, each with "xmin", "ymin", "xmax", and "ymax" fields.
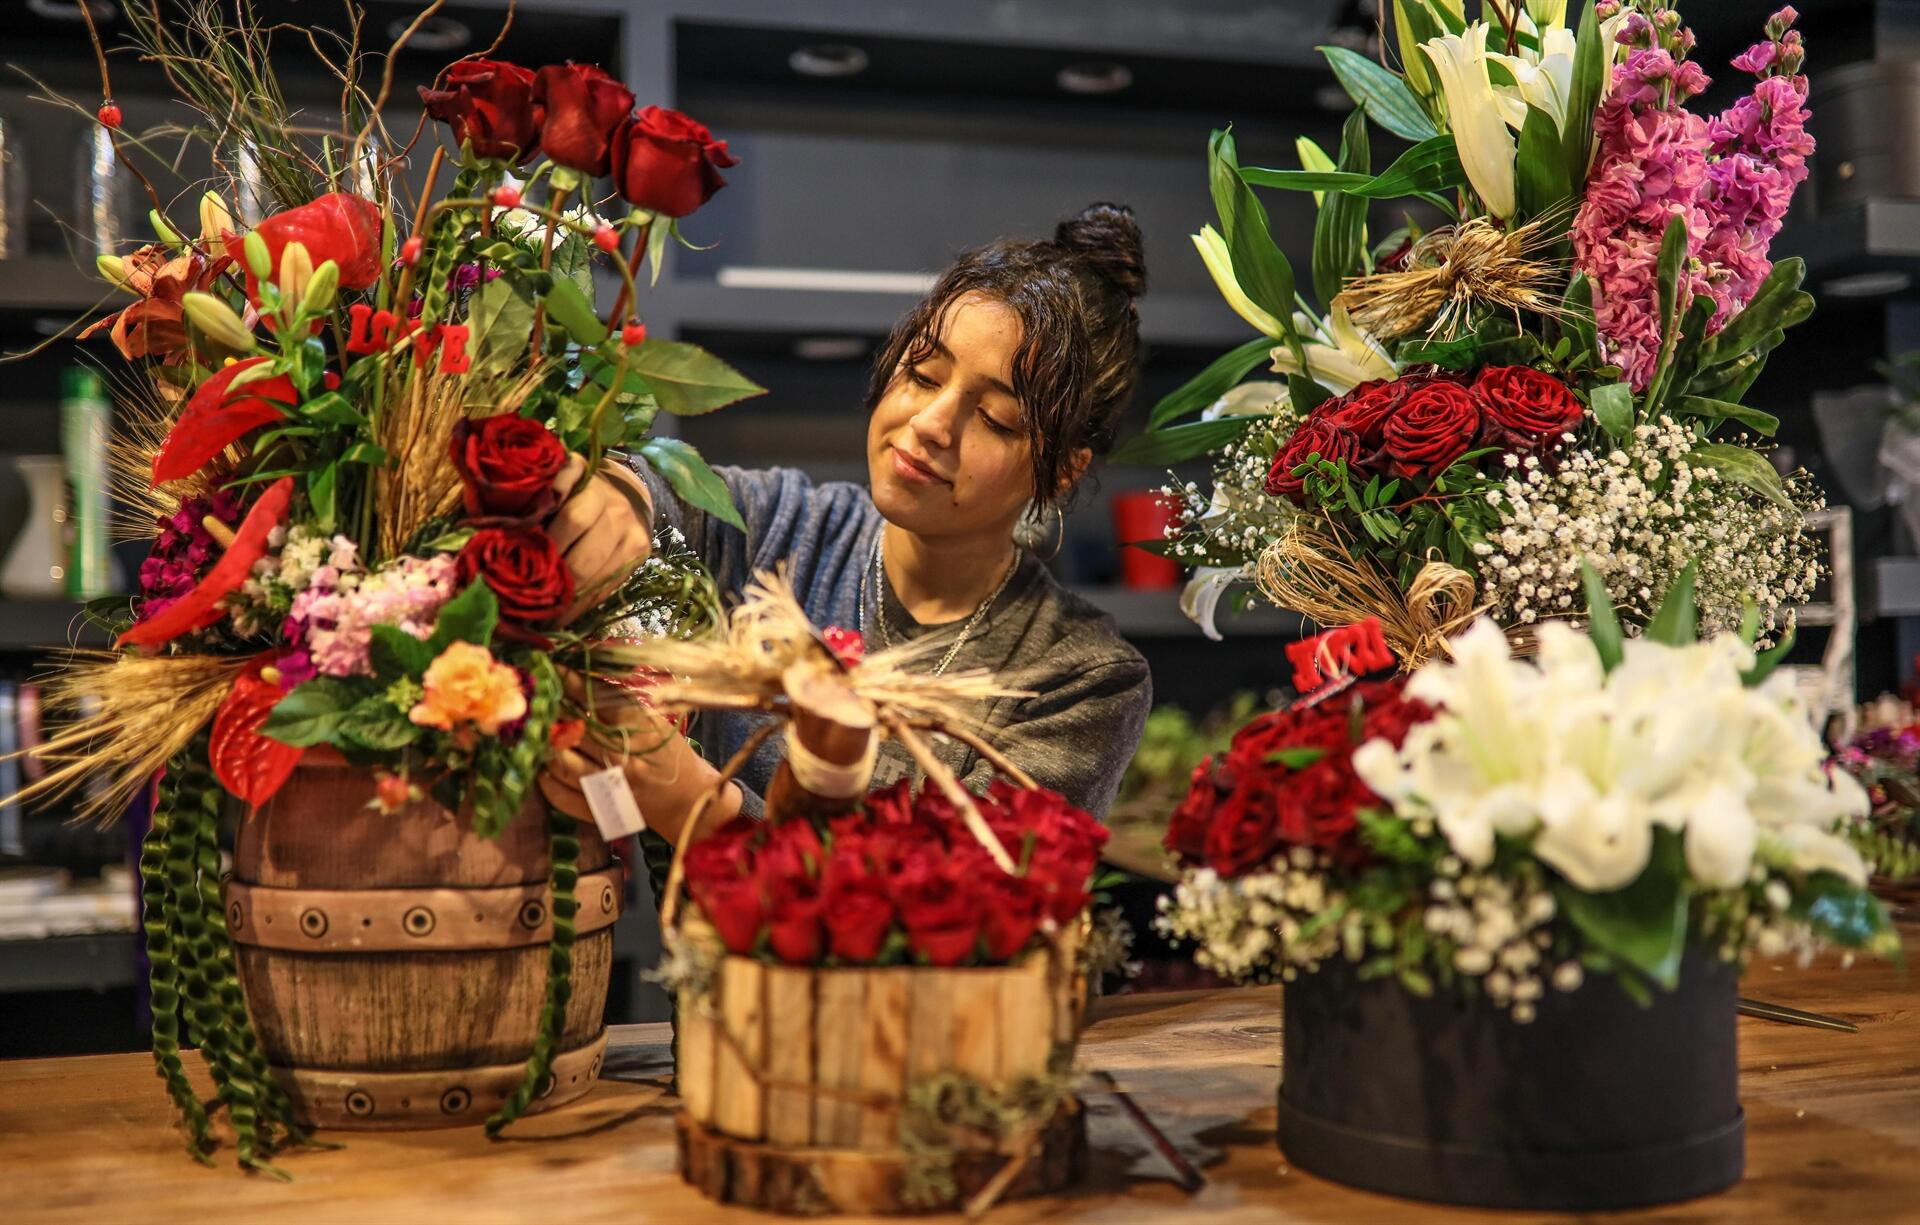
[{"xmin": 861, "ymin": 534, "xmax": 1017, "ymax": 677}]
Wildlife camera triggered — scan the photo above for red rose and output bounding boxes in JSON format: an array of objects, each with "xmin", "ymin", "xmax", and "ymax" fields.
[
  {"xmin": 890, "ymin": 859, "xmax": 981, "ymax": 967},
  {"xmin": 766, "ymin": 893, "xmax": 824, "ymax": 964},
  {"xmin": 757, "ymin": 819, "xmax": 825, "ymax": 887},
  {"xmin": 689, "ymin": 873, "xmax": 763, "ymax": 955},
  {"xmin": 224, "ymin": 192, "xmax": 382, "ymax": 302},
  {"xmin": 1203, "ymin": 790, "xmax": 1286, "ymax": 877},
  {"xmin": 1265, "ymin": 417, "xmax": 1363, "ymax": 503},
  {"xmin": 682, "ymin": 818, "xmax": 756, "ymax": 889},
  {"xmin": 1356, "ymin": 677, "xmax": 1434, "ymax": 749},
  {"xmin": 863, "ymin": 779, "xmax": 917, "ymax": 826},
  {"xmin": 420, "ymin": 59, "xmax": 543, "ymax": 163},
  {"xmin": 980, "ymin": 875, "xmax": 1047, "ymax": 961},
  {"xmin": 1318, "ymin": 379, "xmax": 1403, "ymax": 448},
  {"xmin": 822, "ymin": 881, "xmax": 894, "ymax": 962},
  {"xmin": 457, "ymin": 526, "xmax": 574, "ymax": 622},
  {"xmin": 1164, "ymin": 760, "xmax": 1221, "ymax": 864},
  {"xmin": 1471, "ymin": 365, "xmax": 1583, "ymax": 454},
  {"xmin": 611, "ymin": 106, "xmax": 739, "ymax": 217},
  {"xmin": 1272, "ymin": 758, "xmax": 1373, "ymax": 850},
  {"xmin": 450, "ymin": 416, "xmax": 568, "ymax": 519},
  {"xmin": 1382, "ymin": 379, "xmax": 1480, "ymax": 479},
  {"xmin": 533, "ymin": 64, "xmax": 635, "ymax": 178}
]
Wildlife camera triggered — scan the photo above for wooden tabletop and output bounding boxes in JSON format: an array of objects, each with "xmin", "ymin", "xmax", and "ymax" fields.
[{"xmin": 7, "ymin": 926, "xmax": 1918, "ymax": 1225}]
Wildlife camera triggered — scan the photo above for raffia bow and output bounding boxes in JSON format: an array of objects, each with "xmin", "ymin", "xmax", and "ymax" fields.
[{"xmin": 1254, "ymin": 518, "xmax": 1485, "ymax": 669}]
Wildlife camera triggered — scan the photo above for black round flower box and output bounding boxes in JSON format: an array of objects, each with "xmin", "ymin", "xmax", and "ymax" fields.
[{"xmin": 1276, "ymin": 951, "xmax": 1744, "ymax": 1210}]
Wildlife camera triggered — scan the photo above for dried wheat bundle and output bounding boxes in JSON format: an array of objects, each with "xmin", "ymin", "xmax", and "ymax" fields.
[
  {"xmin": 7, "ymin": 651, "xmax": 248, "ymax": 823},
  {"xmin": 1333, "ymin": 216, "xmax": 1567, "ymax": 344},
  {"xmin": 1255, "ymin": 518, "xmax": 1484, "ymax": 669},
  {"xmin": 107, "ymin": 373, "xmax": 230, "ymax": 541},
  {"xmin": 612, "ymin": 569, "xmax": 1024, "ymax": 732}
]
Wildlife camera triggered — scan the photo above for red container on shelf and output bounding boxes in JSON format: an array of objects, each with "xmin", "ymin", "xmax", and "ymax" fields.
[{"xmin": 1111, "ymin": 491, "xmax": 1181, "ymax": 590}]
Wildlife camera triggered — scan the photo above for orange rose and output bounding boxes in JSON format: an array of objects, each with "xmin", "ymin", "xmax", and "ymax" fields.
[{"xmin": 408, "ymin": 641, "xmax": 528, "ymax": 735}]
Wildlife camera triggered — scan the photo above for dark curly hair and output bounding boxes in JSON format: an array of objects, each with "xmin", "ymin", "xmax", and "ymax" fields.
[{"xmin": 864, "ymin": 202, "xmax": 1146, "ymax": 512}]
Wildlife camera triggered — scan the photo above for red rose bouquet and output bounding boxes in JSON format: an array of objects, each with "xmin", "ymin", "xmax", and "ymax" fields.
[
  {"xmin": 12, "ymin": 4, "xmax": 766, "ymax": 1170},
  {"xmin": 684, "ymin": 778, "xmax": 1107, "ymax": 968},
  {"xmin": 1119, "ymin": 2, "xmax": 1827, "ymax": 660}
]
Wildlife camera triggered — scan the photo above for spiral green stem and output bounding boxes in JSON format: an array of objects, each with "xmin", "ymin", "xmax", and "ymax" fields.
[
  {"xmin": 486, "ymin": 803, "xmax": 581, "ymax": 1136},
  {"xmin": 141, "ymin": 771, "xmax": 214, "ymax": 1163}
]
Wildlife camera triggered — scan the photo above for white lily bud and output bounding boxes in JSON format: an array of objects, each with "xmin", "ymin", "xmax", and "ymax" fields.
[
  {"xmin": 303, "ymin": 259, "xmax": 340, "ymax": 315},
  {"xmin": 242, "ymin": 231, "xmax": 272, "ymax": 280},
  {"xmin": 181, "ymin": 291, "xmax": 256, "ymax": 351},
  {"xmin": 277, "ymin": 240, "xmax": 313, "ymax": 305},
  {"xmin": 95, "ymin": 254, "xmax": 133, "ymax": 291},
  {"xmin": 198, "ymin": 192, "xmax": 236, "ymax": 243}
]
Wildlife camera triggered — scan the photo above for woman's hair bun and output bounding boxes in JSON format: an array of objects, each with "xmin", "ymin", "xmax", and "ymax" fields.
[{"xmin": 1055, "ymin": 201, "xmax": 1146, "ymax": 300}]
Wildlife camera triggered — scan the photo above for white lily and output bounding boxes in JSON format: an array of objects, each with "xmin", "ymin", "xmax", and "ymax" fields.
[
  {"xmin": 1193, "ymin": 225, "xmax": 1284, "ymax": 338},
  {"xmin": 1523, "ymin": 0, "xmax": 1566, "ymax": 29},
  {"xmin": 1394, "ymin": 0, "xmax": 1466, "ymax": 96},
  {"xmin": 1267, "ymin": 303, "xmax": 1396, "ymax": 394},
  {"xmin": 1488, "ymin": 24, "xmax": 1578, "ymax": 132},
  {"xmin": 1179, "ymin": 566, "xmax": 1247, "ymax": 642},
  {"xmin": 1421, "ymin": 24, "xmax": 1517, "ymax": 219}
]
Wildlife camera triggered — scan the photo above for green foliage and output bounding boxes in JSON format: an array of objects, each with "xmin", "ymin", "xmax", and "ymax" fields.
[
  {"xmin": 1590, "ymin": 381, "xmax": 1634, "ymax": 440},
  {"xmin": 540, "ymin": 275, "xmax": 608, "ymax": 345},
  {"xmin": 1552, "ymin": 828, "xmax": 1690, "ymax": 991},
  {"xmin": 1240, "ymin": 135, "xmax": 1465, "ymax": 200},
  {"xmin": 466, "ymin": 275, "xmax": 537, "ymax": 381},
  {"xmin": 1110, "ymin": 414, "xmax": 1259, "ymax": 466},
  {"xmin": 1580, "ymin": 561, "xmax": 1625, "ymax": 672},
  {"xmin": 369, "ymin": 623, "xmax": 435, "ymax": 680},
  {"xmin": 261, "ymin": 677, "xmax": 371, "ymax": 748},
  {"xmin": 1563, "ymin": 0, "xmax": 1606, "ymax": 186},
  {"xmin": 1321, "ymin": 45, "xmax": 1438, "ymax": 142},
  {"xmin": 427, "ymin": 580, "xmax": 499, "ymax": 652},
  {"xmin": 1670, "ymin": 395, "xmax": 1780, "ymax": 437},
  {"xmin": 1146, "ymin": 336, "xmax": 1279, "ymax": 428},
  {"xmin": 618, "ymin": 339, "xmax": 767, "ymax": 417},
  {"xmin": 487, "ymin": 802, "xmax": 582, "ymax": 1136},
  {"xmin": 470, "ymin": 654, "xmax": 562, "ymax": 839},
  {"xmin": 1688, "ymin": 442, "xmax": 1796, "ymax": 511},
  {"xmin": 640, "ymin": 436, "xmax": 746, "ymax": 531},
  {"xmin": 1643, "ymin": 561, "xmax": 1698, "ymax": 647},
  {"xmin": 1356, "ymin": 808, "xmax": 1435, "ymax": 866},
  {"xmin": 1514, "ymin": 104, "xmax": 1570, "ymax": 221},
  {"xmin": 1312, "ymin": 108, "xmax": 1372, "ymax": 309}
]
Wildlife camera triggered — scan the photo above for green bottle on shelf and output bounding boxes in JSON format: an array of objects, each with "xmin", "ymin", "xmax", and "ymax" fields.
[{"xmin": 60, "ymin": 366, "xmax": 113, "ymax": 600}]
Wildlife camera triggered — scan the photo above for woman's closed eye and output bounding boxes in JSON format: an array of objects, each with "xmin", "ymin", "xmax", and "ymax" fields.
[
  {"xmin": 977, "ymin": 407, "xmax": 1018, "ymax": 437},
  {"xmin": 905, "ymin": 366, "xmax": 939, "ymax": 390}
]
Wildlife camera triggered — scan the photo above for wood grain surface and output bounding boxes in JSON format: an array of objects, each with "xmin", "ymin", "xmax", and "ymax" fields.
[{"xmin": 6, "ymin": 924, "xmax": 1918, "ymax": 1225}]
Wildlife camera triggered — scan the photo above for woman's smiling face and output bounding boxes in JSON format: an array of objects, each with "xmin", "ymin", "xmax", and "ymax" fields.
[{"xmin": 866, "ymin": 291, "xmax": 1036, "ymax": 540}]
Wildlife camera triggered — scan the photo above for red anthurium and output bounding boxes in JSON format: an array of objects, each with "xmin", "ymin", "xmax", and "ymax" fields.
[
  {"xmin": 151, "ymin": 357, "xmax": 298, "ymax": 487},
  {"xmin": 209, "ymin": 658, "xmax": 303, "ymax": 808},
  {"xmin": 223, "ymin": 192, "xmax": 383, "ymax": 302},
  {"xmin": 118, "ymin": 476, "xmax": 294, "ymax": 649}
]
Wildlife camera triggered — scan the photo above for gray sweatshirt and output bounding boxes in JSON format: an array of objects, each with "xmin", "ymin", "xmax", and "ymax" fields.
[{"xmin": 633, "ymin": 463, "xmax": 1151, "ymax": 819}]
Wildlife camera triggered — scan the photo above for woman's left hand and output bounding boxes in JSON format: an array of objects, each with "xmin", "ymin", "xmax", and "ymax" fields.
[
  {"xmin": 547, "ymin": 456, "xmax": 654, "ymax": 624},
  {"xmin": 538, "ymin": 667, "xmax": 742, "ymax": 842}
]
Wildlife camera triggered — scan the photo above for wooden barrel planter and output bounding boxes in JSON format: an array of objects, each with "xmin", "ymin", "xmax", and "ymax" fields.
[
  {"xmin": 675, "ymin": 917, "xmax": 1090, "ymax": 1215},
  {"xmin": 222, "ymin": 752, "xmax": 621, "ymax": 1131}
]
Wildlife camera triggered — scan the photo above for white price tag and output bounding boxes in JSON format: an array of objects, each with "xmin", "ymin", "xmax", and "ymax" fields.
[{"xmin": 579, "ymin": 765, "xmax": 647, "ymax": 839}]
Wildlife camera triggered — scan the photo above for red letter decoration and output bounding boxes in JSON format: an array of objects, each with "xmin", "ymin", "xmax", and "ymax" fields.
[{"xmin": 1287, "ymin": 618, "xmax": 1396, "ymax": 694}]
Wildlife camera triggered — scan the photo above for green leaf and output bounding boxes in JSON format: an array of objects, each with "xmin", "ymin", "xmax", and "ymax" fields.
[
  {"xmin": 1320, "ymin": 45, "xmax": 1438, "ymax": 142},
  {"xmin": 1591, "ymin": 381, "xmax": 1634, "ymax": 440},
  {"xmin": 343, "ymin": 442, "xmax": 390, "ymax": 465},
  {"xmin": 297, "ymin": 391, "xmax": 367, "ymax": 428},
  {"xmin": 1223, "ymin": 170, "xmax": 1297, "ymax": 334},
  {"xmin": 641, "ymin": 436, "xmax": 745, "ymax": 531},
  {"xmin": 1651, "ymin": 296, "xmax": 1719, "ymax": 417},
  {"xmin": 1240, "ymin": 135, "xmax": 1464, "ymax": 200},
  {"xmin": 370, "ymin": 624, "xmax": 434, "ymax": 680},
  {"xmin": 1698, "ymin": 259, "xmax": 1810, "ymax": 371},
  {"xmin": 262, "ymin": 678, "xmax": 366, "ymax": 748},
  {"xmin": 1689, "ymin": 442, "xmax": 1796, "ymax": 511},
  {"xmin": 1267, "ymin": 747, "xmax": 1328, "ymax": 769},
  {"xmin": 1148, "ymin": 336, "xmax": 1278, "ymax": 427},
  {"xmin": 618, "ymin": 339, "xmax": 766, "ymax": 417},
  {"xmin": 1655, "ymin": 212, "xmax": 1692, "ymax": 340},
  {"xmin": 1742, "ymin": 627, "xmax": 1797, "ymax": 687},
  {"xmin": 1644, "ymin": 562, "xmax": 1699, "ymax": 647},
  {"xmin": 1561, "ymin": 273, "xmax": 1598, "ymax": 356},
  {"xmin": 1670, "ymin": 395, "xmax": 1780, "ymax": 437},
  {"xmin": 1514, "ymin": 104, "xmax": 1570, "ymax": 221},
  {"xmin": 338, "ymin": 699, "xmax": 422, "ymax": 750},
  {"xmin": 307, "ymin": 463, "xmax": 337, "ymax": 534},
  {"xmin": 1738, "ymin": 600, "xmax": 1763, "ymax": 647},
  {"xmin": 467, "ymin": 275, "xmax": 536, "ymax": 380},
  {"xmin": 1563, "ymin": 0, "xmax": 1605, "ymax": 186},
  {"xmin": 1312, "ymin": 108, "xmax": 1372, "ymax": 310},
  {"xmin": 428, "ymin": 580, "xmax": 499, "ymax": 652},
  {"xmin": 1552, "ymin": 828, "xmax": 1689, "ymax": 991},
  {"xmin": 419, "ymin": 527, "xmax": 475, "ymax": 552},
  {"xmin": 1208, "ymin": 129, "xmax": 1243, "ymax": 243},
  {"xmin": 542, "ymin": 275, "xmax": 608, "ymax": 345},
  {"xmin": 1109, "ymin": 416, "xmax": 1258, "ymax": 466},
  {"xmin": 1580, "ymin": 561, "xmax": 1625, "ymax": 672}
]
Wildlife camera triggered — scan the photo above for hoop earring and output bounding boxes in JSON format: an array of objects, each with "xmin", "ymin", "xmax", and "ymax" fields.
[{"xmin": 1045, "ymin": 506, "xmax": 1066, "ymax": 561}]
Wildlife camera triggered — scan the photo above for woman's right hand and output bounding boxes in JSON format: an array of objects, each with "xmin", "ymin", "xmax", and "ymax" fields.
[{"xmin": 548, "ymin": 456, "xmax": 654, "ymax": 623}]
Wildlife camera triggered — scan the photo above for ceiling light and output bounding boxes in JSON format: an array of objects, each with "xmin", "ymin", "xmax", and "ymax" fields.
[
  {"xmin": 1822, "ymin": 270, "xmax": 1912, "ymax": 298},
  {"xmin": 1057, "ymin": 62, "xmax": 1133, "ymax": 96},
  {"xmin": 388, "ymin": 16, "xmax": 472, "ymax": 53},
  {"xmin": 26, "ymin": 0, "xmax": 115, "ymax": 21},
  {"xmin": 789, "ymin": 45, "xmax": 870, "ymax": 79},
  {"xmin": 793, "ymin": 337, "xmax": 871, "ymax": 362}
]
